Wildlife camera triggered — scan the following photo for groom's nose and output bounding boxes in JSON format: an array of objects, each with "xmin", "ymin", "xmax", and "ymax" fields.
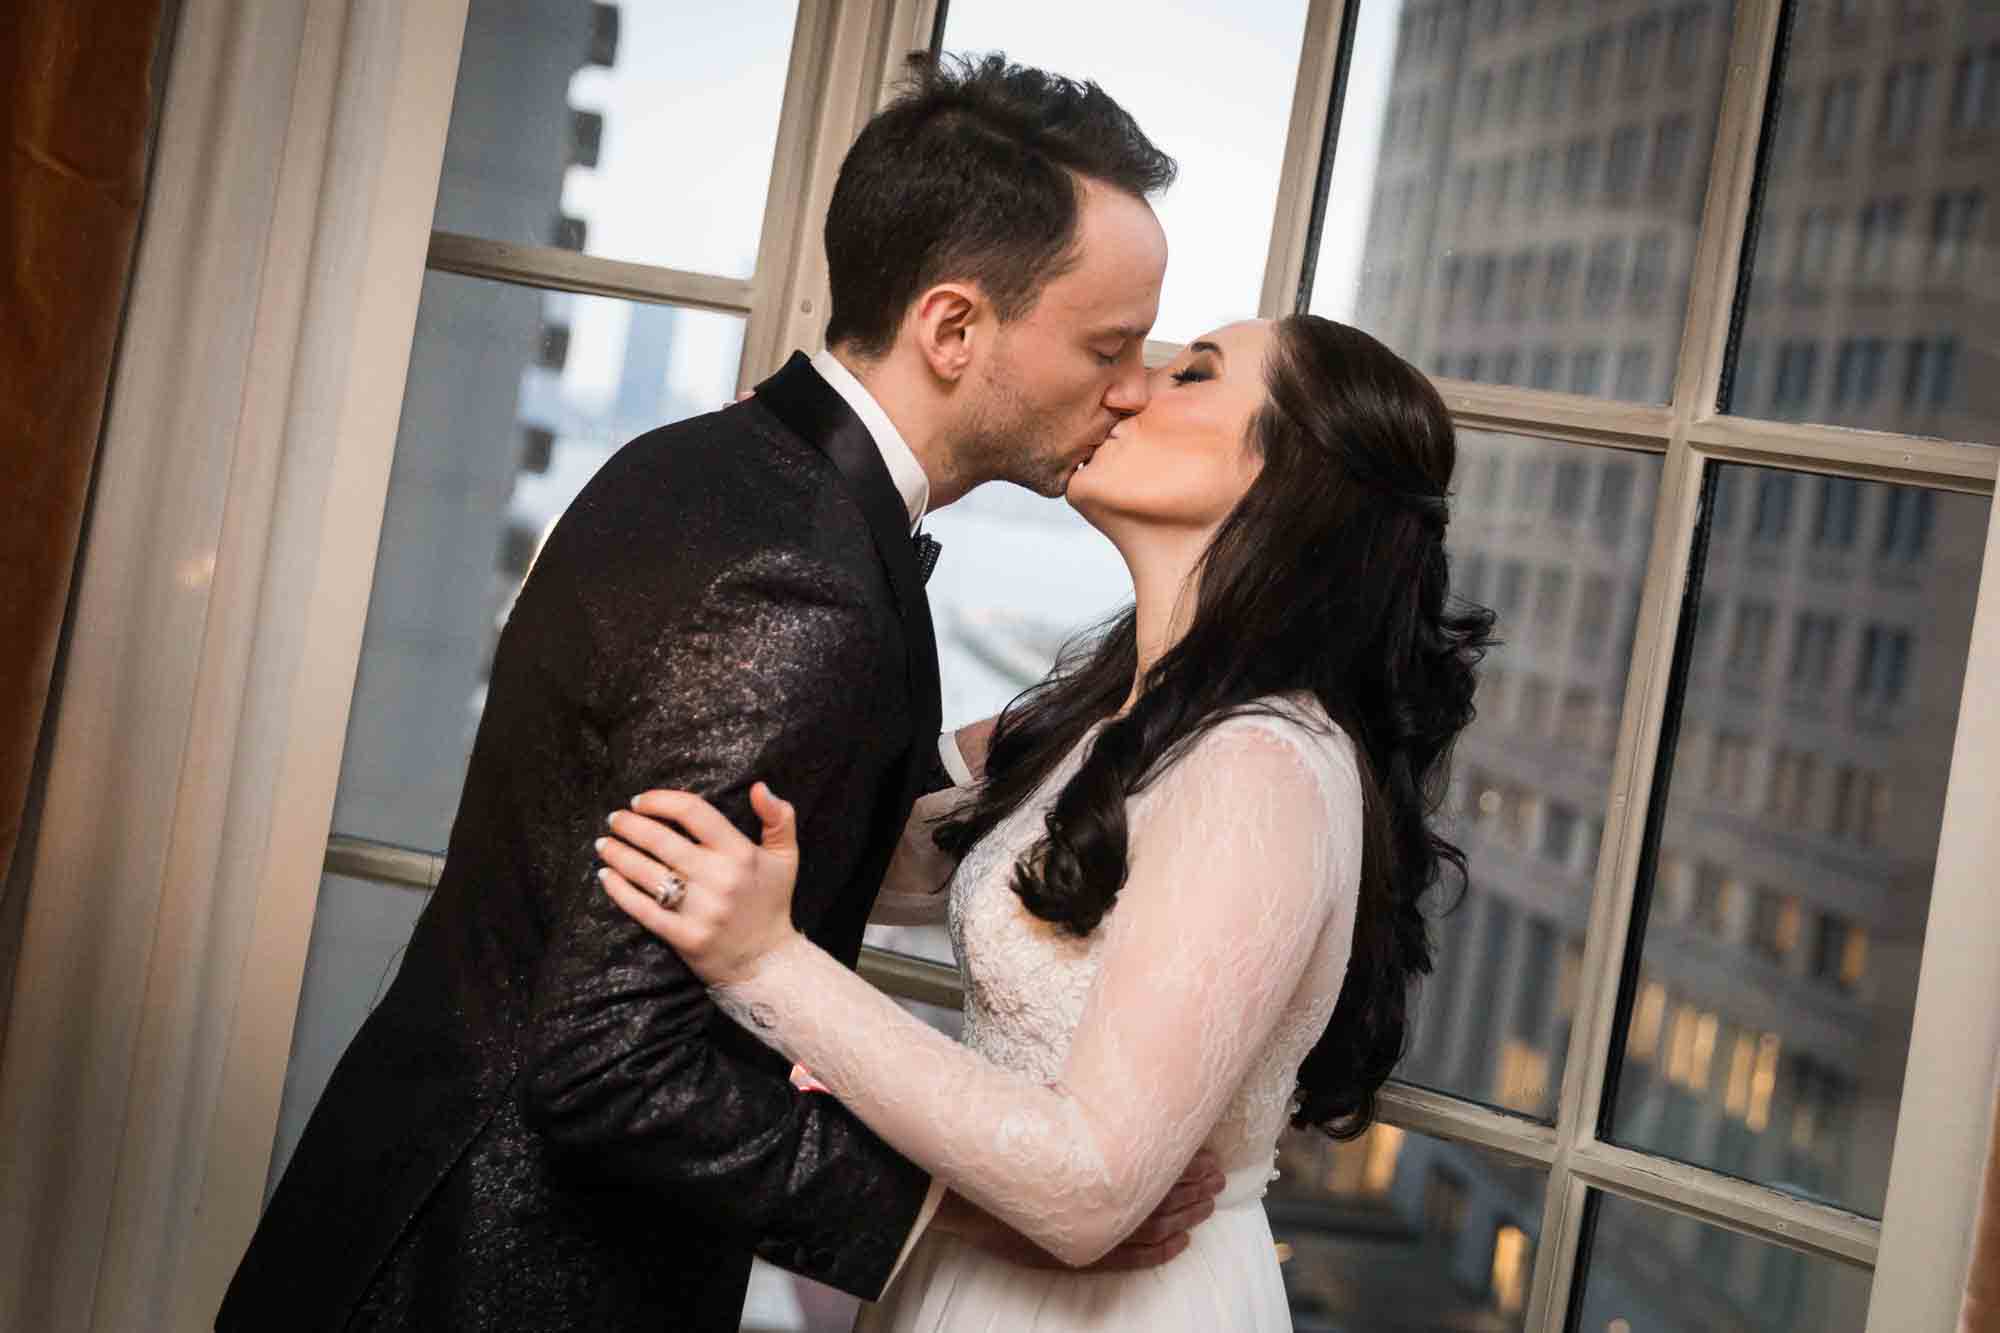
[{"xmin": 1103, "ymin": 360, "xmax": 1150, "ymax": 417}]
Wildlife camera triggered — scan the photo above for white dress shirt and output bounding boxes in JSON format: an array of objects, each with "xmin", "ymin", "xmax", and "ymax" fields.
[{"xmin": 807, "ymin": 347, "xmax": 951, "ymax": 1292}]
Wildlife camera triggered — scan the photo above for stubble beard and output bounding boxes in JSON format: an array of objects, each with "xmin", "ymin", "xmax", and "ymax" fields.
[{"xmin": 947, "ymin": 358, "xmax": 1079, "ymax": 499}]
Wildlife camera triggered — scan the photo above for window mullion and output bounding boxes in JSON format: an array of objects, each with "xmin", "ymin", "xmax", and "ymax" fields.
[
  {"xmin": 425, "ymin": 232, "xmax": 754, "ymax": 313},
  {"xmin": 1436, "ymin": 380, "xmax": 1676, "ymax": 452},
  {"xmin": 1675, "ymin": 0, "xmax": 1785, "ymax": 429},
  {"xmin": 1527, "ymin": 425, "xmax": 1709, "ymax": 1329},
  {"xmin": 1688, "ymin": 416, "xmax": 1998, "ymax": 494},
  {"xmin": 1260, "ymin": 0, "xmax": 1349, "ymax": 318}
]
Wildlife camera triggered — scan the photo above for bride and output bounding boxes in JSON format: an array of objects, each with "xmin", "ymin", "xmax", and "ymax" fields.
[{"xmin": 597, "ymin": 313, "xmax": 1493, "ymax": 1329}]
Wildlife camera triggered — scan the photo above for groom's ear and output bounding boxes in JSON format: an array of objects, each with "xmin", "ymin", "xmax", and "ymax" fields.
[{"xmin": 907, "ymin": 282, "xmax": 985, "ymax": 384}]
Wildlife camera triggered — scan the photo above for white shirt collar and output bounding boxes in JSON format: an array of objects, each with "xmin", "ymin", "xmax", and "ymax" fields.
[{"xmin": 811, "ymin": 348, "xmax": 930, "ymax": 534}]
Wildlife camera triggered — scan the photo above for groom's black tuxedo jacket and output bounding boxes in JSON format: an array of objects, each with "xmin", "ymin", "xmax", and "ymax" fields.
[{"xmin": 218, "ymin": 354, "xmax": 944, "ymax": 1332}]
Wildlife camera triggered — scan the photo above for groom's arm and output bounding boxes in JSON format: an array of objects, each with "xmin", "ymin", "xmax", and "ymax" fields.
[{"xmin": 519, "ymin": 550, "xmax": 932, "ymax": 1299}]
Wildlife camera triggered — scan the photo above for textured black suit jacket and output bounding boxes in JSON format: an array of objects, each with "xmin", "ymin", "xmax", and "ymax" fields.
[{"xmin": 218, "ymin": 354, "xmax": 944, "ymax": 1332}]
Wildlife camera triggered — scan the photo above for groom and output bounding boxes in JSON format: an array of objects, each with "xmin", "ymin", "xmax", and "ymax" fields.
[{"xmin": 220, "ymin": 54, "xmax": 1198, "ymax": 1333}]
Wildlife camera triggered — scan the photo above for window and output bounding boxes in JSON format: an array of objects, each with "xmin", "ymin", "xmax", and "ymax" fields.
[
  {"xmin": 1652, "ymin": 112, "xmax": 1693, "ymax": 196},
  {"xmin": 1950, "ymin": 44, "xmax": 1997, "ymax": 131},
  {"xmin": 1563, "ymin": 135, "xmax": 1599, "ymax": 202},
  {"xmin": 1580, "ymin": 28, "xmax": 1614, "ymax": 103},
  {"xmin": 1622, "ymin": 13, "xmax": 1662, "ymax": 91},
  {"xmin": 1832, "ymin": 338, "xmax": 1887, "ymax": 411},
  {"xmin": 1929, "ymin": 189, "xmax": 1984, "ymax": 277},
  {"xmin": 1878, "ymin": 487, "xmax": 1936, "ymax": 559},
  {"xmin": 1751, "ymin": 472, "xmax": 1797, "ymax": 543},
  {"xmin": 1788, "ymin": 612, "xmax": 1840, "ymax": 691},
  {"xmin": 1854, "ymin": 624, "xmax": 1913, "ymax": 710},
  {"xmin": 1728, "ymin": 600, "xmax": 1775, "ymax": 680},
  {"xmin": 1614, "ymin": 345, "xmax": 1654, "ymax": 402},
  {"xmin": 1604, "ymin": 124, "xmax": 1645, "ymax": 199},
  {"xmin": 1543, "ymin": 244, "xmax": 1577, "ymax": 317},
  {"xmin": 1570, "ymin": 347, "xmax": 1605, "ymax": 395},
  {"xmin": 1576, "ymin": 573, "xmax": 1615, "ymax": 660},
  {"xmin": 1583, "ymin": 237, "xmax": 1625, "ymax": 314},
  {"xmin": 1667, "ymin": 4, "xmax": 1710, "ymax": 77},
  {"xmin": 1629, "ymin": 231, "xmax": 1668, "ymax": 313},
  {"xmin": 1772, "ymin": 341, "xmax": 1820, "ymax": 418},
  {"xmin": 1813, "ymin": 478, "xmax": 1861, "ymax": 549},
  {"xmin": 1791, "ymin": 208, "xmax": 1839, "ymax": 289},
  {"xmin": 1853, "ymin": 197, "xmax": 1906, "ymax": 285},
  {"xmin": 1815, "ymin": 76, "xmax": 1861, "ymax": 160},
  {"xmin": 1878, "ymin": 61, "xmax": 1932, "ymax": 147},
  {"xmin": 1752, "ymin": 888, "xmax": 1805, "ymax": 961}
]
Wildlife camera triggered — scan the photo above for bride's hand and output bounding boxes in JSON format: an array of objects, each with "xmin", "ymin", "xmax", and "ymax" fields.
[{"xmin": 597, "ymin": 782, "xmax": 802, "ymax": 986}]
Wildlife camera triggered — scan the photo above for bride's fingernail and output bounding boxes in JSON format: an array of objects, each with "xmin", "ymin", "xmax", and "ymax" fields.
[{"xmin": 593, "ymin": 837, "xmax": 607, "ymax": 853}]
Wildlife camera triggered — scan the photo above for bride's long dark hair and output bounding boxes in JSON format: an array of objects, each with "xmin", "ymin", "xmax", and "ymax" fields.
[{"xmin": 936, "ymin": 315, "xmax": 1496, "ymax": 1139}]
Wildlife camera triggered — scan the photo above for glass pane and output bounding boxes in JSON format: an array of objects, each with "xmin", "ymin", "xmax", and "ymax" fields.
[
  {"xmin": 268, "ymin": 873, "xmax": 431, "ymax": 1195},
  {"xmin": 1270, "ymin": 1122, "xmax": 1541, "ymax": 1330},
  {"xmin": 1309, "ymin": 0, "xmax": 1740, "ymax": 404},
  {"xmin": 1404, "ymin": 433, "xmax": 1662, "ymax": 1119},
  {"xmin": 1570, "ymin": 1191, "xmax": 1870, "ymax": 1332},
  {"xmin": 938, "ymin": 0, "xmax": 1313, "ymax": 342},
  {"xmin": 433, "ymin": 0, "xmax": 799, "ymax": 279},
  {"xmin": 1725, "ymin": 0, "xmax": 1999, "ymax": 444},
  {"xmin": 332, "ymin": 272, "xmax": 746, "ymax": 851},
  {"xmin": 1609, "ymin": 462, "xmax": 1988, "ymax": 1216},
  {"xmin": 864, "ymin": 483, "xmax": 1134, "ymax": 969}
]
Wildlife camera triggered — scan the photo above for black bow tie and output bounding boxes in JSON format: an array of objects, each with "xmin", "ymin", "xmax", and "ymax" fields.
[{"xmin": 912, "ymin": 531, "xmax": 942, "ymax": 585}]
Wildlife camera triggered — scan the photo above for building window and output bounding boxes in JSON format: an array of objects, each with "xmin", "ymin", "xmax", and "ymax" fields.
[
  {"xmin": 1879, "ymin": 487, "xmax": 1936, "ymax": 559},
  {"xmin": 1751, "ymin": 473, "xmax": 1796, "ymax": 543},
  {"xmin": 1949, "ymin": 44, "xmax": 1998, "ymax": 131},
  {"xmin": 1814, "ymin": 916, "xmax": 1870, "ymax": 992},
  {"xmin": 1813, "ymin": 478, "xmax": 1861, "ymax": 549},
  {"xmin": 1832, "ymin": 338, "xmax": 1886, "ymax": 411},
  {"xmin": 1792, "ymin": 208, "xmax": 1840, "ymax": 289},
  {"xmin": 1928, "ymin": 189, "xmax": 1984, "ymax": 277},
  {"xmin": 1877, "ymin": 61, "xmax": 1932, "ymax": 147},
  {"xmin": 1854, "ymin": 197, "xmax": 1906, "ymax": 285},
  {"xmin": 1623, "ymin": 14, "xmax": 1662, "ymax": 92},
  {"xmin": 1788, "ymin": 611, "xmax": 1840, "ymax": 691},
  {"xmin": 1571, "ymin": 347, "xmax": 1605, "ymax": 395},
  {"xmin": 1854, "ymin": 624, "xmax": 1913, "ymax": 709},
  {"xmin": 1816, "ymin": 76, "xmax": 1862, "ymax": 160},
  {"xmin": 1772, "ymin": 341, "xmax": 1820, "ymax": 418},
  {"xmin": 1584, "ymin": 238, "xmax": 1625, "ymax": 314},
  {"xmin": 1901, "ymin": 337, "xmax": 1960, "ymax": 411},
  {"xmin": 1728, "ymin": 600, "xmax": 1775, "ymax": 680},
  {"xmin": 1629, "ymin": 231, "xmax": 1668, "ymax": 313},
  {"xmin": 1576, "ymin": 574, "xmax": 1615, "ymax": 660},
  {"xmin": 1543, "ymin": 244, "xmax": 1577, "ymax": 317},
  {"xmin": 1652, "ymin": 112, "xmax": 1693, "ymax": 195},
  {"xmin": 1604, "ymin": 123, "xmax": 1645, "ymax": 199},
  {"xmin": 1564, "ymin": 136, "xmax": 1600, "ymax": 203}
]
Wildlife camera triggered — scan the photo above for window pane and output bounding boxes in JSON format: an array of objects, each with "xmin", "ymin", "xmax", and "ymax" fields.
[
  {"xmin": 1609, "ymin": 462, "xmax": 1989, "ymax": 1216},
  {"xmin": 331, "ymin": 272, "xmax": 746, "ymax": 851},
  {"xmin": 1725, "ymin": 0, "xmax": 1999, "ymax": 443},
  {"xmin": 1271, "ymin": 1122, "xmax": 1541, "ymax": 1330},
  {"xmin": 1570, "ymin": 1191, "xmax": 1870, "ymax": 1331},
  {"xmin": 1408, "ymin": 434, "xmax": 1663, "ymax": 1118},
  {"xmin": 1311, "ymin": 0, "xmax": 1738, "ymax": 403},
  {"xmin": 433, "ymin": 0, "xmax": 799, "ymax": 279},
  {"xmin": 268, "ymin": 872, "xmax": 430, "ymax": 1195},
  {"xmin": 938, "ymin": 0, "xmax": 1313, "ymax": 341}
]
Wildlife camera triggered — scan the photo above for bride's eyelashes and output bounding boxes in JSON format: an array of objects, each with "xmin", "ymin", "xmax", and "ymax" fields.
[{"xmin": 1170, "ymin": 366, "xmax": 1212, "ymax": 385}]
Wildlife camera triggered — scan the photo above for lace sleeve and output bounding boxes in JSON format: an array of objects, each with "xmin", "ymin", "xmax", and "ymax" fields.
[{"xmin": 715, "ymin": 715, "xmax": 1361, "ymax": 1266}]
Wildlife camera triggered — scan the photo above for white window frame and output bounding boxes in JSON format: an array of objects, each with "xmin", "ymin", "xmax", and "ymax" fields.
[{"xmin": 1, "ymin": 0, "xmax": 1994, "ymax": 1328}]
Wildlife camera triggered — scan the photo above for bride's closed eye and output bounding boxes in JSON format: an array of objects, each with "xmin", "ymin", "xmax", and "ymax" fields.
[{"xmin": 1169, "ymin": 366, "xmax": 1212, "ymax": 385}]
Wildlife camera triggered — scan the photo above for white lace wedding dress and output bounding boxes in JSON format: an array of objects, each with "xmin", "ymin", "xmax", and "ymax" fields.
[{"xmin": 716, "ymin": 697, "xmax": 1363, "ymax": 1331}]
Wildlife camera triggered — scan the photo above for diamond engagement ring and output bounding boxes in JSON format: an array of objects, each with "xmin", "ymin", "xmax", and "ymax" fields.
[{"xmin": 650, "ymin": 869, "xmax": 687, "ymax": 910}]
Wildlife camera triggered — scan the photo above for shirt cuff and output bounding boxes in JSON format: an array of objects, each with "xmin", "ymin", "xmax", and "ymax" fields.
[
  {"xmin": 938, "ymin": 730, "xmax": 975, "ymax": 788},
  {"xmin": 881, "ymin": 1176, "xmax": 947, "ymax": 1295}
]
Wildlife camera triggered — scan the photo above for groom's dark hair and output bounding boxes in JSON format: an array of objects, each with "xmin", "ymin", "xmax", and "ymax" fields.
[{"xmin": 823, "ymin": 53, "xmax": 1176, "ymax": 358}]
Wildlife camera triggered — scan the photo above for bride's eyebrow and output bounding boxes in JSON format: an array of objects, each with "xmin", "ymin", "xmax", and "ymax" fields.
[{"xmin": 1186, "ymin": 340, "xmax": 1224, "ymax": 363}]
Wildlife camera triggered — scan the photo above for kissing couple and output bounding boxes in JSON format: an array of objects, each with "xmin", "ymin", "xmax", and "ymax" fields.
[{"xmin": 221, "ymin": 52, "xmax": 1493, "ymax": 1333}]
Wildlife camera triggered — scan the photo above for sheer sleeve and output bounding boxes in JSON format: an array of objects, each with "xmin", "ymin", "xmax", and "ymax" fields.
[{"xmin": 714, "ymin": 714, "xmax": 1362, "ymax": 1266}]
